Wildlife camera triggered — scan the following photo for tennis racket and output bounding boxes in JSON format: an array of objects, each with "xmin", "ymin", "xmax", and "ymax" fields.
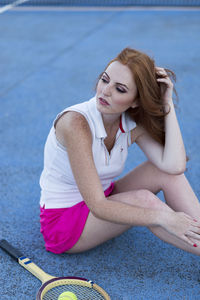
[{"xmin": 0, "ymin": 239, "xmax": 111, "ymax": 300}]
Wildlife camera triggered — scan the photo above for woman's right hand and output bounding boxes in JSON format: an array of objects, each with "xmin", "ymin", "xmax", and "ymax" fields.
[{"xmin": 160, "ymin": 211, "xmax": 200, "ymax": 246}]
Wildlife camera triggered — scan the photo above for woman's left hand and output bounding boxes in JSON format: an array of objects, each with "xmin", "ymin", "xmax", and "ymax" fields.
[{"xmin": 156, "ymin": 67, "xmax": 174, "ymax": 104}]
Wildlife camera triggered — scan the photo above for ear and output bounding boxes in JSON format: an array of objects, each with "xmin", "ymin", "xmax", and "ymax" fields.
[{"xmin": 131, "ymin": 98, "xmax": 139, "ymax": 109}]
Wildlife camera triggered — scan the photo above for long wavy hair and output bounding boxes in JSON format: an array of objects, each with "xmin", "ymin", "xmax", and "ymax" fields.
[{"xmin": 99, "ymin": 47, "xmax": 177, "ymax": 145}]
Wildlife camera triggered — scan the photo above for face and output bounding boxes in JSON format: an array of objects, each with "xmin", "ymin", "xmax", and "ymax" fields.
[{"xmin": 96, "ymin": 61, "xmax": 138, "ymax": 115}]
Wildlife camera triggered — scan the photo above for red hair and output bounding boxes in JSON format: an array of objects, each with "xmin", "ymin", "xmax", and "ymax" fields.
[{"xmin": 103, "ymin": 47, "xmax": 177, "ymax": 145}]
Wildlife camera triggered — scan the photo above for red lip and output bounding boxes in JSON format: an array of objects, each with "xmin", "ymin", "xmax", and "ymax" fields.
[{"xmin": 99, "ymin": 97, "xmax": 110, "ymax": 106}]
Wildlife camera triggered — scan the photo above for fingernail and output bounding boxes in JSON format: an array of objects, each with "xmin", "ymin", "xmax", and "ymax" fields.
[
  {"xmin": 193, "ymin": 244, "xmax": 198, "ymax": 247},
  {"xmin": 193, "ymin": 219, "xmax": 198, "ymax": 222}
]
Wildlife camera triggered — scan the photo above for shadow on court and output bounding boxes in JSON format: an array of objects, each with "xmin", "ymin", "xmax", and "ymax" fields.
[{"xmin": 0, "ymin": 5, "xmax": 200, "ymax": 299}]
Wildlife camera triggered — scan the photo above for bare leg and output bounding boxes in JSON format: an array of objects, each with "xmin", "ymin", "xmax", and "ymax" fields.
[
  {"xmin": 67, "ymin": 161, "xmax": 200, "ymax": 254},
  {"xmin": 115, "ymin": 161, "xmax": 200, "ymax": 218},
  {"xmin": 67, "ymin": 189, "xmax": 169, "ymax": 253},
  {"xmin": 162, "ymin": 173, "xmax": 200, "ymax": 218}
]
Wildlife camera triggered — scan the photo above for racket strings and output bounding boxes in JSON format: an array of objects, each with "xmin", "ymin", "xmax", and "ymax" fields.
[{"xmin": 42, "ymin": 283, "xmax": 106, "ymax": 300}]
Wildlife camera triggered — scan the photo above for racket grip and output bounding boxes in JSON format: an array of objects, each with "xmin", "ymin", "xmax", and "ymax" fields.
[{"xmin": 0, "ymin": 239, "xmax": 23, "ymax": 261}]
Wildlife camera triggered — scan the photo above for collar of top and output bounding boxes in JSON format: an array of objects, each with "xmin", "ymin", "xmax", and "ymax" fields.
[{"xmin": 88, "ymin": 96, "xmax": 136, "ymax": 139}]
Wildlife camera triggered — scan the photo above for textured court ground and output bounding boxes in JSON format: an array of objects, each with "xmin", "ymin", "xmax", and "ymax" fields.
[{"xmin": 0, "ymin": 5, "xmax": 200, "ymax": 300}]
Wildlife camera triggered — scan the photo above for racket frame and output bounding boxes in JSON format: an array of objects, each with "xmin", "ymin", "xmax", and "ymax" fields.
[
  {"xmin": 37, "ymin": 276, "xmax": 110, "ymax": 300},
  {"xmin": 0, "ymin": 239, "xmax": 111, "ymax": 300}
]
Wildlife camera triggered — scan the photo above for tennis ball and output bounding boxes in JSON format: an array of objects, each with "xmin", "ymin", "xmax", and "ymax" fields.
[{"xmin": 58, "ymin": 291, "xmax": 78, "ymax": 300}]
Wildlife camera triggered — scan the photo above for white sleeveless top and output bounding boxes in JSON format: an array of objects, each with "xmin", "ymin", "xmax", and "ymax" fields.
[{"xmin": 39, "ymin": 96, "xmax": 136, "ymax": 208}]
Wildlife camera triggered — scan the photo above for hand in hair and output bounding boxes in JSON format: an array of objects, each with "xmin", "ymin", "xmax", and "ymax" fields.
[{"xmin": 156, "ymin": 67, "xmax": 174, "ymax": 105}]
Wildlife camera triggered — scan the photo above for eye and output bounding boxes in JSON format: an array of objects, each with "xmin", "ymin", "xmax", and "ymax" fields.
[
  {"xmin": 116, "ymin": 87, "xmax": 126, "ymax": 93},
  {"xmin": 101, "ymin": 77, "xmax": 109, "ymax": 83}
]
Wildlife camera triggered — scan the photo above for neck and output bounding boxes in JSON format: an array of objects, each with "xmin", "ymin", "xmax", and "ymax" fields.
[{"xmin": 102, "ymin": 113, "xmax": 120, "ymax": 128}]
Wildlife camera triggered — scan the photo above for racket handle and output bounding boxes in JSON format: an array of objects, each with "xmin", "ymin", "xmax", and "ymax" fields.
[
  {"xmin": 0, "ymin": 239, "xmax": 23, "ymax": 261},
  {"xmin": 0, "ymin": 239, "xmax": 55, "ymax": 283}
]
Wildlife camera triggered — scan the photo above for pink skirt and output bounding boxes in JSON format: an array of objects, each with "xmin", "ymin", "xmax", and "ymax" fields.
[{"xmin": 40, "ymin": 182, "xmax": 114, "ymax": 254}]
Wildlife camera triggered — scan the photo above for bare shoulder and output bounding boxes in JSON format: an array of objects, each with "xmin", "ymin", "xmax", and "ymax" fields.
[
  {"xmin": 131, "ymin": 125, "xmax": 146, "ymax": 144},
  {"xmin": 55, "ymin": 111, "xmax": 90, "ymax": 132},
  {"xmin": 55, "ymin": 111, "xmax": 92, "ymax": 147}
]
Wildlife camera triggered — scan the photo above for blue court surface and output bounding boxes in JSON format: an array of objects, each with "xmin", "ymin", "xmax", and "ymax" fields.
[{"xmin": 0, "ymin": 4, "xmax": 200, "ymax": 300}]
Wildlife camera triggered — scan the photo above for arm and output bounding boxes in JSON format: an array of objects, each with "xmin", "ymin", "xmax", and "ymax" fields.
[
  {"xmin": 56, "ymin": 112, "xmax": 200, "ymax": 246},
  {"xmin": 132, "ymin": 68, "xmax": 186, "ymax": 175},
  {"xmin": 55, "ymin": 111, "xmax": 161, "ymax": 227}
]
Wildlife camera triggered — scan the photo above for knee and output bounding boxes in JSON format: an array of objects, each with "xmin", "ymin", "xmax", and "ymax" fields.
[{"xmin": 136, "ymin": 189, "xmax": 167, "ymax": 210}]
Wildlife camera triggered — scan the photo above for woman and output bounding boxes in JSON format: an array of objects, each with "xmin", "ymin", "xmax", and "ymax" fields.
[{"xmin": 40, "ymin": 47, "xmax": 200, "ymax": 255}]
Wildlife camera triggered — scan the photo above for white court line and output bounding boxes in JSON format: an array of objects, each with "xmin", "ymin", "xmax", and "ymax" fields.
[
  {"xmin": 9, "ymin": 5, "xmax": 200, "ymax": 12},
  {"xmin": 0, "ymin": 0, "xmax": 30, "ymax": 14}
]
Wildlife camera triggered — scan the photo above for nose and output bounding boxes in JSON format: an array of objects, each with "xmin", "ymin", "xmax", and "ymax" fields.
[{"xmin": 102, "ymin": 83, "xmax": 111, "ymax": 97}]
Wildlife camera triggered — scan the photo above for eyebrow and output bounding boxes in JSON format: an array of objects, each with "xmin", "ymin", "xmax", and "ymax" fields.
[{"xmin": 103, "ymin": 72, "xmax": 129, "ymax": 90}]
